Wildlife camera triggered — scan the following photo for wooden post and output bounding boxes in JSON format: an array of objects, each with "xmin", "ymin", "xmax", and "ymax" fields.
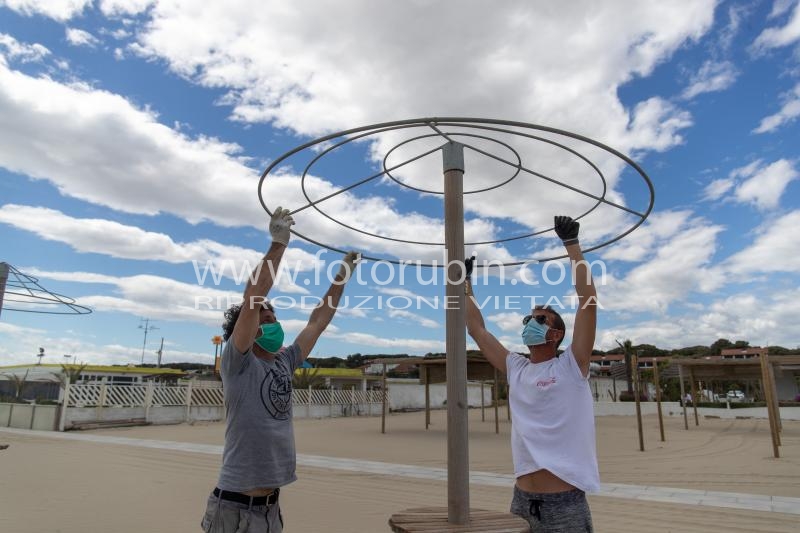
[
  {"xmin": 653, "ymin": 360, "xmax": 665, "ymax": 442},
  {"xmin": 425, "ymin": 366, "xmax": 430, "ymax": 430},
  {"xmin": 381, "ymin": 363, "xmax": 387, "ymax": 434},
  {"xmin": 678, "ymin": 364, "xmax": 688, "ymax": 430},
  {"xmin": 632, "ymin": 353, "xmax": 644, "ymax": 452},
  {"xmin": 766, "ymin": 352, "xmax": 782, "ymax": 435},
  {"xmin": 493, "ymin": 370, "xmax": 499, "ymax": 435},
  {"xmin": 612, "ymin": 374, "xmax": 617, "ymax": 401},
  {"xmin": 307, "ymin": 386, "xmax": 312, "ymax": 418},
  {"xmin": 443, "ymin": 141, "xmax": 469, "ymax": 524},
  {"xmin": 329, "ymin": 380, "xmax": 334, "ymax": 418},
  {"xmin": 506, "ymin": 382, "xmax": 511, "ymax": 421},
  {"xmin": 480, "ymin": 381, "xmax": 485, "ymax": 422},
  {"xmin": 759, "ymin": 351, "xmax": 780, "ymax": 457},
  {"xmin": 689, "ymin": 370, "xmax": 699, "ymax": 426}
]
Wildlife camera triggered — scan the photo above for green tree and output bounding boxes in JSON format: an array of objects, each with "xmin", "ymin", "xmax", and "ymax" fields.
[{"xmin": 709, "ymin": 338, "xmax": 734, "ymax": 355}]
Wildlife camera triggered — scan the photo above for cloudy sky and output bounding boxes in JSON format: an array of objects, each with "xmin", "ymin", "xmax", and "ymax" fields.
[{"xmin": 0, "ymin": 0, "xmax": 798, "ymax": 367}]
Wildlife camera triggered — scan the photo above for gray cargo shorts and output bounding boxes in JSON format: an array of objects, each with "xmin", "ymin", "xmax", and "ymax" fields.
[
  {"xmin": 201, "ymin": 488, "xmax": 283, "ymax": 533},
  {"xmin": 510, "ymin": 485, "xmax": 593, "ymax": 532}
]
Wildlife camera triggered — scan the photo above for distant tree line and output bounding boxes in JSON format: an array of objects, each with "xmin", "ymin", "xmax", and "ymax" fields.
[{"xmin": 148, "ymin": 338, "xmax": 799, "ymax": 372}]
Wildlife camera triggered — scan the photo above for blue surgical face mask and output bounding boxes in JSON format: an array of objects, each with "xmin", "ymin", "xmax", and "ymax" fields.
[
  {"xmin": 522, "ymin": 320, "xmax": 549, "ymax": 346},
  {"xmin": 255, "ymin": 322, "xmax": 284, "ymax": 353}
]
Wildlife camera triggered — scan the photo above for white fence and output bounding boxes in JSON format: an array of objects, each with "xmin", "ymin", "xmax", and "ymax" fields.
[{"xmin": 59, "ymin": 381, "xmax": 385, "ymax": 430}]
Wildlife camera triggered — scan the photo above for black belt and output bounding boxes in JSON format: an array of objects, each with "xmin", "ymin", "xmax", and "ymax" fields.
[{"xmin": 213, "ymin": 487, "xmax": 279, "ymax": 507}]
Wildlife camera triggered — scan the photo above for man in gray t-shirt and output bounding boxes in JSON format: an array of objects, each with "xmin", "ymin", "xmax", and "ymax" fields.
[{"xmin": 200, "ymin": 207, "xmax": 359, "ymax": 533}]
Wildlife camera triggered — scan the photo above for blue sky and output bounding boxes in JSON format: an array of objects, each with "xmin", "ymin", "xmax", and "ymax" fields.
[{"xmin": 0, "ymin": 0, "xmax": 798, "ymax": 367}]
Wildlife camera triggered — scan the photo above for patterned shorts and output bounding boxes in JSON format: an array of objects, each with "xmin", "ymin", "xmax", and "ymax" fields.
[{"xmin": 510, "ymin": 485, "xmax": 593, "ymax": 532}]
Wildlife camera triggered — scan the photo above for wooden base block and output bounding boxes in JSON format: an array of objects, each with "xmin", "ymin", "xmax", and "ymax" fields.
[{"xmin": 389, "ymin": 507, "xmax": 528, "ymax": 532}]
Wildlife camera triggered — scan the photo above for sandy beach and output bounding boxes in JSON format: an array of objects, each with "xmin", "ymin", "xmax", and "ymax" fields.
[{"xmin": 1, "ymin": 410, "xmax": 799, "ymax": 532}]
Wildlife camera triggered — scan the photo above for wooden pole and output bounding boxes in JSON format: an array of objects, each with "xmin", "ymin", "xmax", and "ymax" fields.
[
  {"xmin": 678, "ymin": 364, "xmax": 688, "ymax": 430},
  {"xmin": 689, "ymin": 369, "xmax": 699, "ymax": 426},
  {"xmin": 759, "ymin": 351, "xmax": 780, "ymax": 458},
  {"xmin": 493, "ymin": 370, "xmax": 499, "ymax": 435},
  {"xmin": 443, "ymin": 142, "xmax": 469, "ymax": 524},
  {"xmin": 480, "ymin": 380, "xmax": 485, "ymax": 422},
  {"xmin": 425, "ymin": 366, "xmax": 430, "ymax": 430},
  {"xmin": 381, "ymin": 363, "xmax": 387, "ymax": 434},
  {"xmin": 632, "ymin": 352, "xmax": 644, "ymax": 451},
  {"xmin": 506, "ymin": 382, "xmax": 511, "ymax": 421},
  {"xmin": 653, "ymin": 360, "xmax": 665, "ymax": 442},
  {"xmin": 766, "ymin": 352, "xmax": 782, "ymax": 436}
]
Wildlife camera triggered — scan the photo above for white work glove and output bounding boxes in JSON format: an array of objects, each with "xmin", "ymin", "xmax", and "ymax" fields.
[
  {"xmin": 269, "ymin": 206, "xmax": 295, "ymax": 246},
  {"xmin": 337, "ymin": 251, "xmax": 361, "ymax": 283}
]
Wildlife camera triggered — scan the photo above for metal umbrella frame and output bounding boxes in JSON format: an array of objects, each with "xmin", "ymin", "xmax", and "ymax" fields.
[
  {"xmin": 257, "ymin": 117, "xmax": 654, "ymax": 525},
  {"xmin": 257, "ymin": 117, "xmax": 654, "ymax": 266},
  {"xmin": 0, "ymin": 262, "xmax": 92, "ymax": 316}
]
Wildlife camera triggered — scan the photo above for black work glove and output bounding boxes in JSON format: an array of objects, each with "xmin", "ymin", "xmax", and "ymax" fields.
[
  {"xmin": 464, "ymin": 254, "xmax": 475, "ymax": 281},
  {"xmin": 554, "ymin": 215, "xmax": 580, "ymax": 246}
]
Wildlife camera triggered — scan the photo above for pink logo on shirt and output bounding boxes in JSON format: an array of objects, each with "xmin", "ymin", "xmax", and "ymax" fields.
[{"xmin": 536, "ymin": 377, "xmax": 557, "ymax": 388}]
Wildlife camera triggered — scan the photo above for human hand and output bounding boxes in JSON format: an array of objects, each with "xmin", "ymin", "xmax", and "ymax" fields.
[
  {"xmin": 554, "ymin": 215, "xmax": 580, "ymax": 246},
  {"xmin": 269, "ymin": 207, "xmax": 295, "ymax": 246},
  {"xmin": 337, "ymin": 251, "xmax": 361, "ymax": 283},
  {"xmin": 464, "ymin": 253, "xmax": 476, "ymax": 281}
]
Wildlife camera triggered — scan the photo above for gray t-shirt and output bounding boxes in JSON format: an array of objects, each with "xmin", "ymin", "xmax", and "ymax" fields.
[{"xmin": 217, "ymin": 339, "xmax": 302, "ymax": 492}]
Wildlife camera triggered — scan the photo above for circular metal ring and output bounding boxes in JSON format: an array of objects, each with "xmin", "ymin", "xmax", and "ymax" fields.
[
  {"xmin": 257, "ymin": 117, "xmax": 654, "ymax": 267},
  {"xmin": 382, "ymin": 132, "xmax": 522, "ymax": 195}
]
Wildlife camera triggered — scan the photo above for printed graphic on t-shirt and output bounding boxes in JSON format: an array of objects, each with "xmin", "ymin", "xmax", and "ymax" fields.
[
  {"xmin": 536, "ymin": 376, "xmax": 557, "ymax": 389},
  {"xmin": 260, "ymin": 367, "xmax": 292, "ymax": 420}
]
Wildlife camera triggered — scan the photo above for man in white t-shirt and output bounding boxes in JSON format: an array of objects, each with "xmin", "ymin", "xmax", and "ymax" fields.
[{"xmin": 465, "ymin": 215, "xmax": 599, "ymax": 532}]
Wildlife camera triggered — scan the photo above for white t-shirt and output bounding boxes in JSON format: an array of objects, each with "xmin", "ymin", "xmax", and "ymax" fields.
[{"xmin": 506, "ymin": 345, "xmax": 600, "ymax": 493}]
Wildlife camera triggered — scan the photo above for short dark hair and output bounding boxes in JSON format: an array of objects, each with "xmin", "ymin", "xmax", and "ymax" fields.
[
  {"xmin": 534, "ymin": 305, "xmax": 566, "ymax": 350},
  {"xmin": 222, "ymin": 301, "xmax": 275, "ymax": 341}
]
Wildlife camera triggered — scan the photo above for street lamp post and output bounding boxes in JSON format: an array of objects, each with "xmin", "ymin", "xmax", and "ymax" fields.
[{"xmin": 138, "ymin": 318, "xmax": 159, "ymax": 365}]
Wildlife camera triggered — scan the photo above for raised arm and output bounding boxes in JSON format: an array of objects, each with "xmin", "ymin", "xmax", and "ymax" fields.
[
  {"xmin": 294, "ymin": 251, "xmax": 359, "ymax": 360},
  {"xmin": 464, "ymin": 255, "xmax": 510, "ymax": 373},
  {"xmin": 554, "ymin": 216, "xmax": 597, "ymax": 377},
  {"xmin": 231, "ymin": 208, "xmax": 294, "ymax": 354}
]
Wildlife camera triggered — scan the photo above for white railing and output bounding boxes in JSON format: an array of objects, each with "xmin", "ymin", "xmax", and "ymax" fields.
[
  {"xmin": 66, "ymin": 383, "xmax": 382, "ymax": 408},
  {"xmin": 60, "ymin": 382, "xmax": 386, "ymax": 429},
  {"xmin": 293, "ymin": 388, "xmax": 383, "ymax": 406},
  {"xmin": 151, "ymin": 386, "xmax": 186, "ymax": 406}
]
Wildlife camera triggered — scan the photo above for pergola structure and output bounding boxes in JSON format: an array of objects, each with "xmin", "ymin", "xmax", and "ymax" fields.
[
  {"xmin": 606, "ymin": 351, "xmax": 799, "ymax": 458},
  {"xmin": 368, "ymin": 355, "xmax": 510, "ymax": 435},
  {"xmin": 673, "ymin": 351, "xmax": 800, "ymax": 458},
  {"xmin": 417, "ymin": 355, "xmax": 510, "ymax": 434}
]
